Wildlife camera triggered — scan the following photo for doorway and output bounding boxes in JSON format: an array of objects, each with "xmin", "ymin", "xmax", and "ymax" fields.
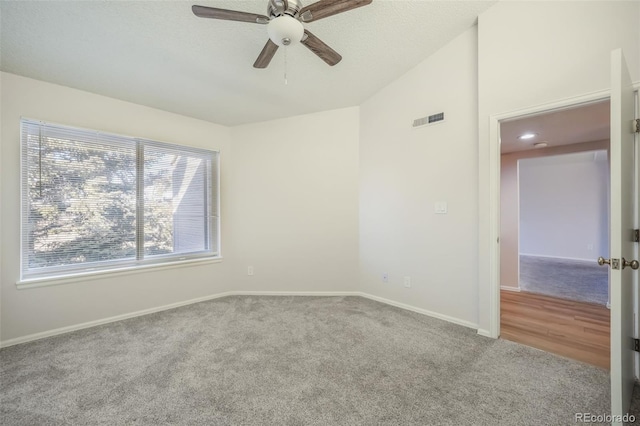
[{"xmin": 498, "ymin": 100, "xmax": 612, "ymax": 369}]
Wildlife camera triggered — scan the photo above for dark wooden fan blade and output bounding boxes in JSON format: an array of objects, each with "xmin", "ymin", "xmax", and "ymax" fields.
[
  {"xmin": 192, "ymin": 5, "xmax": 270, "ymax": 24},
  {"xmin": 299, "ymin": 0, "xmax": 372, "ymax": 23},
  {"xmin": 300, "ymin": 30, "xmax": 342, "ymax": 66},
  {"xmin": 254, "ymin": 40, "xmax": 279, "ymax": 68}
]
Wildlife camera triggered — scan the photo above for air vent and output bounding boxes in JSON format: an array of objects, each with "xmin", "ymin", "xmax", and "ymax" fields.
[{"xmin": 413, "ymin": 112, "xmax": 445, "ymax": 128}]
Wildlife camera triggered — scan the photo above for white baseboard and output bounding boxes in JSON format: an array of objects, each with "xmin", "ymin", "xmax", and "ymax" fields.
[
  {"xmin": 519, "ymin": 253, "xmax": 597, "ymax": 263},
  {"xmin": 231, "ymin": 291, "xmax": 361, "ymax": 297},
  {"xmin": 477, "ymin": 329, "xmax": 493, "ymax": 338},
  {"xmin": 357, "ymin": 293, "xmax": 478, "ymax": 330},
  {"xmin": 500, "ymin": 286, "xmax": 521, "ymax": 292},
  {"xmin": 0, "ymin": 292, "xmax": 235, "ymax": 348},
  {"xmin": 0, "ymin": 291, "xmax": 480, "ymax": 348}
]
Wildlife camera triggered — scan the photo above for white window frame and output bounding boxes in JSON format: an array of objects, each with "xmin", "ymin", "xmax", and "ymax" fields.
[{"xmin": 19, "ymin": 118, "xmax": 221, "ymax": 285}]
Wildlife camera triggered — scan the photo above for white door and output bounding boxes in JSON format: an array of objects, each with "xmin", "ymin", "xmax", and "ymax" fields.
[{"xmin": 609, "ymin": 48, "xmax": 638, "ymax": 421}]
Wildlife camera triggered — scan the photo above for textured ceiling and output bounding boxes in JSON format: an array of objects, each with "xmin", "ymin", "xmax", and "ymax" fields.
[
  {"xmin": 0, "ymin": 0, "xmax": 496, "ymax": 126},
  {"xmin": 500, "ymin": 100, "xmax": 610, "ymax": 154}
]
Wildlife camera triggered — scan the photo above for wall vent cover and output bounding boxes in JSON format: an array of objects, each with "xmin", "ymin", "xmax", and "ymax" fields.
[{"xmin": 413, "ymin": 112, "xmax": 445, "ymax": 128}]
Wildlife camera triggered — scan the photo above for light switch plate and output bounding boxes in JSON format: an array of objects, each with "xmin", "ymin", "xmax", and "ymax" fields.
[{"xmin": 435, "ymin": 201, "xmax": 448, "ymax": 214}]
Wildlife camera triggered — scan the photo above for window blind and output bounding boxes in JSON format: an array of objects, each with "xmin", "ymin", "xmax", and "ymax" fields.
[{"xmin": 21, "ymin": 118, "xmax": 219, "ymax": 280}]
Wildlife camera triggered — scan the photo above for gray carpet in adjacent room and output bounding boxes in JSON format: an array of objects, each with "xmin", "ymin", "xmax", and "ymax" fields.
[
  {"xmin": 0, "ymin": 296, "xmax": 633, "ymax": 425},
  {"xmin": 520, "ymin": 255, "xmax": 609, "ymax": 306}
]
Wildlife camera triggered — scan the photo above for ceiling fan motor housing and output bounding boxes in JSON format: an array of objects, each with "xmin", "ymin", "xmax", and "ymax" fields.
[{"xmin": 268, "ymin": 0, "xmax": 303, "ymax": 18}]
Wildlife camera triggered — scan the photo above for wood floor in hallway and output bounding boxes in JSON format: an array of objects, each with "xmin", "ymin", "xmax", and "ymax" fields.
[{"xmin": 500, "ymin": 290, "xmax": 610, "ymax": 369}]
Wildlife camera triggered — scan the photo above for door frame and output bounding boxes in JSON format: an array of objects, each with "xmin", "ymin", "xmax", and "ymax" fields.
[
  {"xmin": 635, "ymin": 86, "xmax": 640, "ymax": 384},
  {"xmin": 487, "ymin": 88, "xmax": 612, "ymax": 340},
  {"xmin": 487, "ymin": 83, "xmax": 640, "ymax": 376}
]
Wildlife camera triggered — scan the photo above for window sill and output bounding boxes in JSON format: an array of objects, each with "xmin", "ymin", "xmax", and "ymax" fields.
[{"xmin": 16, "ymin": 257, "xmax": 223, "ymax": 290}]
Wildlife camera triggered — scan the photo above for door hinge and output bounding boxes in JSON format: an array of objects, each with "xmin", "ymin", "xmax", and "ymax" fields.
[
  {"xmin": 634, "ymin": 118, "xmax": 640, "ymax": 133},
  {"xmin": 634, "ymin": 229, "xmax": 640, "ymax": 243},
  {"xmin": 634, "ymin": 338, "xmax": 640, "ymax": 352}
]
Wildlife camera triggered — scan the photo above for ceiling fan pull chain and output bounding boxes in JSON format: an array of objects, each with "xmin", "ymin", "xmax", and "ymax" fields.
[{"xmin": 284, "ymin": 47, "xmax": 288, "ymax": 85}]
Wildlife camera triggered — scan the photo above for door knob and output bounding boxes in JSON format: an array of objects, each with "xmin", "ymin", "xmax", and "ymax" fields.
[
  {"xmin": 598, "ymin": 257, "xmax": 621, "ymax": 269},
  {"xmin": 623, "ymin": 258, "xmax": 640, "ymax": 270},
  {"xmin": 599, "ymin": 257, "xmax": 639, "ymax": 270}
]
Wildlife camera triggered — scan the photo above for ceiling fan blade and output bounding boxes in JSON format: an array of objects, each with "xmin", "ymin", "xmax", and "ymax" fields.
[
  {"xmin": 299, "ymin": 0, "xmax": 372, "ymax": 23},
  {"xmin": 192, "ymin": 5, "xmax": 270, "ymax": 24},
  {"xmin": 300, "ymin": 30, "xmax": 342, "ymax": 66},
  {"xmin": 254, "ymin": 40, "xmax": 279, "ymax": 68}
]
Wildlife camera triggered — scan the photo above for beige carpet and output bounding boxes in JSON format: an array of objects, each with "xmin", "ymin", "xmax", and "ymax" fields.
[{"xmin": 0, "ymin": 296, "xmax": 634, "ymax": 425}]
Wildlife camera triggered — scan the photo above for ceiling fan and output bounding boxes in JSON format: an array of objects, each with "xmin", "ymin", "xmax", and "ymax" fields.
[{"xmin": 192, "ymin": 0, "xmax": 373, "ymax": 68}]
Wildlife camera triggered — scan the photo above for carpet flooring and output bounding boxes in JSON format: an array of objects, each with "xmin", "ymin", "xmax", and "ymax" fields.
[
  {"xmin": 520, "ymin": 255, "xmax": 609, "ymax": 306},
  {"xmin": 0, "ymin": 296, "xmax": 634, "ymax": 425}
]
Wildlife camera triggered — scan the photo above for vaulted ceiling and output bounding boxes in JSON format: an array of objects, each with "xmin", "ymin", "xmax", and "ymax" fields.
[{"xmin": 0, "ymin": 0, "xmax": 496, "ymax": 126}]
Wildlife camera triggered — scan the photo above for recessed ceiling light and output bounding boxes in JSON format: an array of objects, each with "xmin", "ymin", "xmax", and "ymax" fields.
[
  {"xmin": 518, "ymin": 133, "xmax": 537, "ymax": 140},
  {"xmin": 533, "ymin": 142, "xmax": 548, "ymax": 149}
]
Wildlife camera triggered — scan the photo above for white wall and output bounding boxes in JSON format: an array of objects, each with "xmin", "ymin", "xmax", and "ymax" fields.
[
  {"xmin": 478, "ymin": 1, "xmax": 640, "ymax": 332},
  {"xmin": 500, "ymin": 140, "xmax": 609, "ymax": 289},
  {"xmin": 229, "ymin": 108, "xmax": 360, "ymax": 293},
  {"xmin": 0, "ymin": 72, "xmax": 234, "ymax": 342},
  {"xmin": 358, "ymin": 28, "xmax": 479, "ymax": 327},
  {"xmin": 519, "ymin": 150, "xmax": 609, "ymax": 260}
]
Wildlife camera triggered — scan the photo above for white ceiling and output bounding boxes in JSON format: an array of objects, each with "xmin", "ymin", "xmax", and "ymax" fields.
[
  {"xmin": 0, "ymin": 0, "xmax": 496, "ymax": 126},
  {"xmin": 500, "ymin": 100, "xmax": 611, "ymax": 154}
]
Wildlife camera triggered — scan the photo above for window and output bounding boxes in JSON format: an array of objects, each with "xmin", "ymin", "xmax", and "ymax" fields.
[{"xmin": 21, "ymin": 118, "xmax": 219, "ymax": 280}]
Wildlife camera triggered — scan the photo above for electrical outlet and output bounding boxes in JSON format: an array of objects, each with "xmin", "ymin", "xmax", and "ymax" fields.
[
  {"xmin": 382, "ymin": 273, "xmax": 389, "ymax": 283},
  {"xmin": 403, "ymin": 276, "xmax": 411, "ymax": 288},
  {"xmin": 434, "ymin": 202, "xmax": 448, "ymax": 214},
  {"xmin": 248, "ymin": 266, "xmax": 254, "ymax": 276}
]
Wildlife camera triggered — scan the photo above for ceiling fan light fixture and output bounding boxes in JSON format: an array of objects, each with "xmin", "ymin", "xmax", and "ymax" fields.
[{"xmin": 268, "ymin": 15, "xmax": 304, "ymax": 47}]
